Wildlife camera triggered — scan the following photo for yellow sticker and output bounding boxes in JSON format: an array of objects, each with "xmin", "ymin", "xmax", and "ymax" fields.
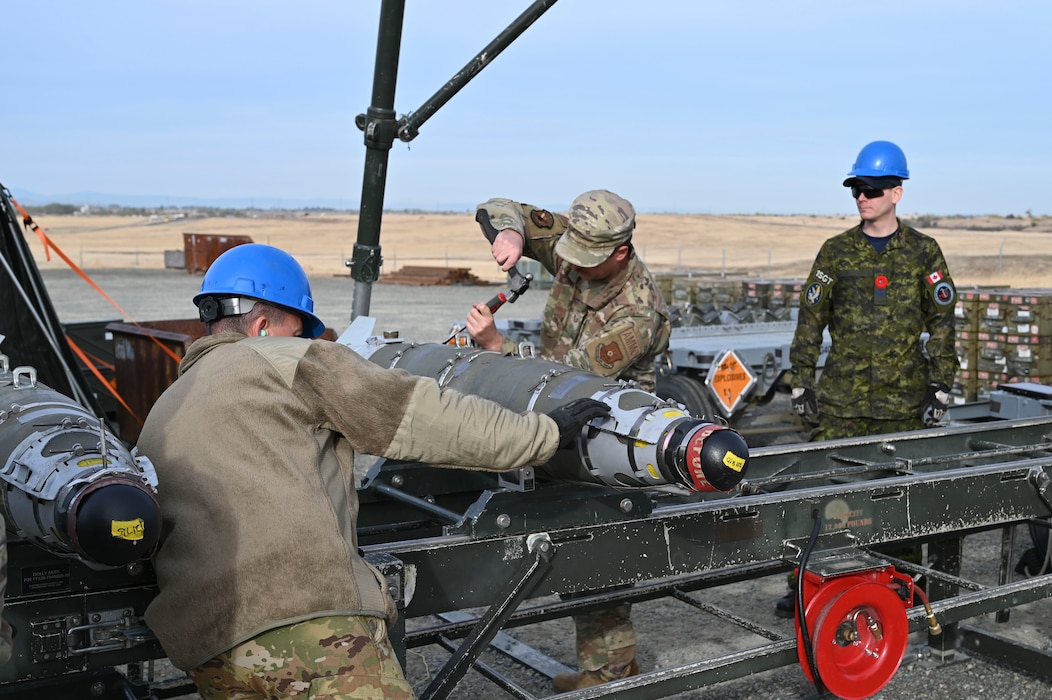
[
  {"xmin": 112, "ymin": 519, "xmax": 145, "ymax": 541},
  {"xmin": 76, "ymin": 458, "xmax": 105, "ymax": 468},
  {"xmin": 634, "ymin": 439, "xmax": 648, "ymax": 448},
  {"xmin": 646, "ymin": 464, "xmax": 660, "ymax": 480},
  {"xmin": 661, "ymin": 410, "xmax": 686, "ymax": 418},
  {"xmin": 723, "ymin": 451, "xmax": 745, "ymax": 472}
]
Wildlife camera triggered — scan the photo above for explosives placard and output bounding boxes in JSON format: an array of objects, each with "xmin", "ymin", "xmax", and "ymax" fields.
[{"xmin": 705, "ymin": 349, "xmax": 757, "ymax": 416}]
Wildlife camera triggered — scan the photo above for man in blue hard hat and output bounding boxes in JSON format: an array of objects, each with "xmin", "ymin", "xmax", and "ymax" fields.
[
  {"xmin": 137, "ymin": 243, "xmax": 609, "ymax": 699},
  {"xmin": 779, "ymin": 141, "xmax": 960, "ymax": 616},
  {"xmin": 790, "ymin": 140, "xmax": 958, "ymax": 439}
]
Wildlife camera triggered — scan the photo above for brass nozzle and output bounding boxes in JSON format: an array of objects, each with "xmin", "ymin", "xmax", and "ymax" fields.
[{"xmin": 924, "ymin": 602, "xmax": 942, "ymax": 636}]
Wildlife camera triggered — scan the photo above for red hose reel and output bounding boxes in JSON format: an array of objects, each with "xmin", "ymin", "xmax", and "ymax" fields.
[{"xmin": 795, "ymin": 565, "xmax": 914, "ymax": 700}]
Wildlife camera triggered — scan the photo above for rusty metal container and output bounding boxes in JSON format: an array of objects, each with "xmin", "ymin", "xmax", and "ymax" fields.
[
  {"xmin": 106, "ymin": 319, "xmax": 206, "ymax": 443},
  {"xmin": 182, "ymin": 233, "xmax": 253, "ymax": 274}
]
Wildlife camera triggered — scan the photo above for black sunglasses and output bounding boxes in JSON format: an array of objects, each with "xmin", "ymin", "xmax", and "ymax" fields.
[{"xmin": 851, "ymin": 186, "xmax": 886, "ymax": 200}]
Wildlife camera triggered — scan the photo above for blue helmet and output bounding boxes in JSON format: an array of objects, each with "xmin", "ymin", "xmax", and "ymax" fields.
[
  {"xmin": 846, "ymin": 140, "xmax": 909, "ymax": 180},
  {"xmin": 193, "ymin": 243, "xmax": 326, "ymax": 338}
]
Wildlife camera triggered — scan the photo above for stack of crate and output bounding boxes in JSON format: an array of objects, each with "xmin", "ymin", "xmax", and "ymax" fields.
[
  {"xmin": 742, "ymin": 279, "xmax": 771, "ymax": 308},
  {"xmin": 956, "ymin": 288, "xmax": 1052, "ymax": 402},
  {"xmin": 953, "ymin": 288, "xmax": 982, "ymax": 403},
  {"xmin": 769, "ymin": 280, "xmax": 804, "ymax": 310},
  {"xmin": 653, "ymin": 274, "xmax": 744, "ymax": 307},
  {"xmin": 742, "ymin": 279, "xmax": 804, "ymax": 309}
]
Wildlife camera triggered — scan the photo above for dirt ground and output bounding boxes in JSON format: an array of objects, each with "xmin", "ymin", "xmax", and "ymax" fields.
[{"xmin": 25, "ymin": 211, "xmax": 1052, "ymax": 290}]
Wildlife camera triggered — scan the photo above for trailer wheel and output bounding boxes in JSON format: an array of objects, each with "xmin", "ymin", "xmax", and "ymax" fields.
[{"xmin": 656, "ymin": 374, "xmax": 719, "ymax": 421}]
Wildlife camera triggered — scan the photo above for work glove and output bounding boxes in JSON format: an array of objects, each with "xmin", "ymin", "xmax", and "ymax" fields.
[
  {"xmin": 921, "ymin": 382, "xmax": 951, "ymax": 427},
  {"xmin": 790, "ymin": 387, "xmax": 819, "ymax": 424},
  {"xmin": 546, "ymin": 398, "xmax": 610, "ymax": 449}
]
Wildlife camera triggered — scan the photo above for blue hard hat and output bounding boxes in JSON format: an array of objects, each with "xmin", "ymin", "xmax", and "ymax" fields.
[
  {"xmin": 194, "ymin": 243, "xmax": 326, "ymax": 338},
  {"xmin": 846, "ymin": 140, "xmax": 910, "ymax": 180}
]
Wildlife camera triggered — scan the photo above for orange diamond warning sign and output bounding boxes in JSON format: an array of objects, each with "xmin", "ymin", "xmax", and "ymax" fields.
[{"xmin": 704, "ymin": 349, "xmax": 757, "ymax": 416}]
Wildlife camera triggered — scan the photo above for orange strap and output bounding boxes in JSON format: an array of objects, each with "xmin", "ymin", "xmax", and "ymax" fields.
[
  {"xmin": 66, "ymin": 334, "xmax": 143, "ymax": 427},
  {"xmin": 10, "ymin": 196, "xmax": 183, "ymax": 365}
]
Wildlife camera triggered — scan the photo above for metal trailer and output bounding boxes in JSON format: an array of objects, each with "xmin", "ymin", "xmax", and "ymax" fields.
[
  {"xmin": 359, "ymin": 400, "xmax": 1052, "ymax": 700},
  {"xmin": 2, "ymin": 338, "xmax": 1052, "ymax": 699}
]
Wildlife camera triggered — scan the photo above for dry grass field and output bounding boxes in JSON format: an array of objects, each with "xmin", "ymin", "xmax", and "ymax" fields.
[{"xmin": 24, "ymin": 211, "xmax": 1052, "ymax": 290}]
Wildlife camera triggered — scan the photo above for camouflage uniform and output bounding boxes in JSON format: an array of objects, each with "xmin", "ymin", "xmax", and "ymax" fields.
[
  {"xmin": 0, "ymin": 515, "xmax": 11, "ymax": 666},
  {"xmin": 790, "ymin": 219, "xmax": 959, "ymax": 440},
  {"xmin": 477, "ymin": 191, "xmax": 670, "ymax": 686},
  {"xmin": 477, "ymin": 195, "xmax": 670, "ymax": 391},
  {"xmin": 188, "ymin": 616, "xmax": 413, "ymax": 699}
]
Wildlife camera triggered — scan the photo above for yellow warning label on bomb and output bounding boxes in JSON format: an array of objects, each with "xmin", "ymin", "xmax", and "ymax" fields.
[
  {"xmin": 723, "ymin": 452, "xmax": 745, "ymax": 472},
  {"xmin": 112, "ymin": 519, "xmax": 145, "ymax": 541}
]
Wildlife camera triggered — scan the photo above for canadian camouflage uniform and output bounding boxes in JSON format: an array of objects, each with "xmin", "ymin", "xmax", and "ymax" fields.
[
  {"xmin": 477, "ymin": 195, "xmax": 671, "ymax": 681},
  {"xmin": 790, "ymin": 219, "xmax": 960, "ymax": 441},
  {"xmin": 477, "ymin": 197, "xmax": 671, "ymax": 391}
]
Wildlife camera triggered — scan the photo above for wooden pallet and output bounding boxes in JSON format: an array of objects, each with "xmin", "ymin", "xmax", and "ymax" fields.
[{"xmin": 379, "ymin": 265, "xmax": 489, "ymax": 286}]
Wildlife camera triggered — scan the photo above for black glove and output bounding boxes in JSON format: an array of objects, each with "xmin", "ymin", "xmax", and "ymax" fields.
[
  {"xmin": 546, "ymin": 398, "xmax": 610, "ymax": 449},
  {"xmin": 921, "ymin": 382, "xmax": 950, "ymax": 427},
  {"xmin": 790, "ymin": 387, "xmax": 818, "ymax": 423}
]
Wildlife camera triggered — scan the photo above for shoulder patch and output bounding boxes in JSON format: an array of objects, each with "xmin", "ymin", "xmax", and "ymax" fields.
[
  {"xmin": 591, "ymin": 325, "xmax": 644, "ymax": 371},
  {"xmin": 933, "ymin": 281, "xmax": 955, "ymax": 307},
  {"xmin": 805, "ymin": 282, "xmax": 824, "ymax": 307},
  {"xmin": 530, "ymin": 209, "xmax": 555, "ymax": 229},
  {"xmin": 595, "ymin": 340, "xmax": 624, "ymax": 369}
]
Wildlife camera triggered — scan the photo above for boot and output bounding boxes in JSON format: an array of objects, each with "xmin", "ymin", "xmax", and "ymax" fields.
[
  {"xmin": 552, "ymin": 659, "xmax": 640, "ymax": 692},
  {"xmin": 774, "ymin": 589, "xmax": 796, "ymax": 619}
]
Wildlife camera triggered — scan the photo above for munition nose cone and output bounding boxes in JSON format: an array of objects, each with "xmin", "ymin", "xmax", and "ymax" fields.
[
  {"xmin": 667, "ymin": 422, "xmax": 750, "ymax": 492},
  {"xmin": 691, "ymin": 425, "xmax": 749, "ymax": 491},
  {"xmin": 70, "ymin": 481, "xmax": 162, "ymax": 567}
]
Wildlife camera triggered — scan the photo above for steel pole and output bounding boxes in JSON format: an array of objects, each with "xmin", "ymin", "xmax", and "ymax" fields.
[
  {"xmin": 350, "ymin": 1, "xmax": 560, "ymax": 322},
  {"xmin": 350, "ymin": 0, "xmax": 405, "ymax": 322}
]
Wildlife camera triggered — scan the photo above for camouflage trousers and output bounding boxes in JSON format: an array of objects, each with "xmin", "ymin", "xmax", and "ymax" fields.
[
  {"xmin": 188, "ymin": 615, "xmax": 415, "ymax": 700},
  {"xmin": 811, "ymin": 414, "xmax": 923, "ymax": 442},
  {"xmin": 570, "ymin": 604, "xmax": 636, "ymax": 675}
]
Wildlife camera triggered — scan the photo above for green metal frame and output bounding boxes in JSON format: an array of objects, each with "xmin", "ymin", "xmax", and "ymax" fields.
[{"xmin": 358, "ymin": 417, "xmax": 1052, "ymax": 698}]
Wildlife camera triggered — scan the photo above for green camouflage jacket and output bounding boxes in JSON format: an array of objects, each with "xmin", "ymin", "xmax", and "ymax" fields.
[
  {"xmin": 478, "ymin": 199, "xmax": 671, "ymax": 391},
  {"xmin": 790, "ymin": 220, "xmax": 959, "ymax": 419}
]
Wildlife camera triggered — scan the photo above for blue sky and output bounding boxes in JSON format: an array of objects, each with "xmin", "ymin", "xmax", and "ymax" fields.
[{"xmin": 4, "ymin": 1, "xmax": 1049, "ymax": 215}]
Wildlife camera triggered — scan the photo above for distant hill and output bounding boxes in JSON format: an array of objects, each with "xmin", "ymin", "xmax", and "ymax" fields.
[{"xmin": 8, "ymin": 188, "xmax": 361, "ymax": 212}]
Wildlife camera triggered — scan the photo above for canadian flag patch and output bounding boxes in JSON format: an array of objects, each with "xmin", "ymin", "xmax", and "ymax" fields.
[{"xmin": 926, "ymin": 270, "xmax": 943, "ymax": 285}]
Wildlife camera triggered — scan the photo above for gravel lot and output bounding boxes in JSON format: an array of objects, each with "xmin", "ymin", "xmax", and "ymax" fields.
[{"xmin": 38, "ymin": 268, "xmax": 1052, "ymax": 699}]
